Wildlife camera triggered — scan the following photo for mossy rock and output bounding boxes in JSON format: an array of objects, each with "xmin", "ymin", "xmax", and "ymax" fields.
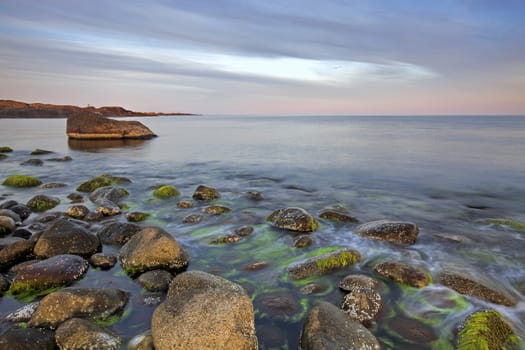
[
  {"xmin": 26, "ymin": 195, "xmax": 60, "ymax": 212},
  {"xmin": 483, "ymin": 218, "xmax": 525, "ymax": 232},
  {"xmin": 267, "ymin": 207, "xmax": 318, "ymax": 233},
  {"xmin": 2, "ymin": 175, "xmax": 42, "ymax": 187},
  {"xmin": 0, "ymin": 146, "xmax": 13, "ymax": 153},
  {"xmin": 457, "ymin": 309, "xmax": 519, "ymax": 350},
  {"xmin": 192, "ymin": 184, "xmax": 220, "ymax": 200},
  {"xmin": 153, "ymin": 185, "xmax": 180, "ymax": 199},
  {"xmin": 30, "ymin": 149, "xmax": 53, "ymax": 155},
  {"xmin": 203, "ymin": 205, "xmax": 231, "ymax": 215},
  {"xmin": 77, "ymin": 175, "xmax": 114, "ymax": 193},
  {"xmin": 287, "ymin": 248, "xmax": 362, "ymax": 280},
  {"xmin": 125, "ymin": 212, "xmax": 150, "ymax": 222}
]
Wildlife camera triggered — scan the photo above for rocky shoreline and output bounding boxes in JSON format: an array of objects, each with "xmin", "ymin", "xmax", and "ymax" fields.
[{"xmin": 0, "ymin": 145, "xmax": 524, "ymax": 349}]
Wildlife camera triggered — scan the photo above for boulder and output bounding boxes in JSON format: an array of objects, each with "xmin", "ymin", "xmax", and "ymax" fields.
[
  {"xmin": 2, "ymin": 175, "xmax": 42, "ymax": 187},
  {"xmin": 287, "ymin": 248, "xmax": 361, "ymax": 280},
  {"xmin": 300, "ymin": 301, "xmax": 381, "ymax": 350},
  {"xmin": 33, "ymin": 218, "xmax": 100, "ymax": 258},
  {"xmin": 152, "ymin": 271, "xmax": 257, "ymax": 350},
  {"xmin": 340, "ymin": 287, "xmax": 382, "ymax": 324},
  {"xmin": 374, "ymin": 261, "xmax": 431, "ymax": 288},
  {"xmin": 55, "ymin": 318, "xmax": 121, "ymax": 350},
  {"xmin": 119, "ymin": 227, "xmax": 189, "ymax": 276},
  {"xmin": 67, "ymin": 112, "xmax": 156, "ymax": 139},
  {"xmin": 29, "ymin": 287, "xmax": 130, "ymax": 328},
  {"xmin": 0, "ymin": 326, "xmax": 56, "ymax": 350},
  {"xmin": 0, "ymin": 216, "xmax": 16, "ymax": 235},
  {"xmin": 457, "ymin": 309, "xmax": 519, "ymax": 349},
  {"xmin": 267, "ymin": 207, "xmax": 318, "ymax": 233},
  {"xmin": 0, "ymin": 239, "xmax": 35, "ymax": 270},
  {"xmin": 76, "ymin": 175, "xmax": 113, "ymax": 193},
  {"xmin": 0, "ymin": 209, "xmax": 21, "ymax": 223},
  {"xmin": 355, "ymin": 220, "xmax": 419, "ymax": 244},
  {"xmin": 88, "ymin": 253, "xmax": 117, "ymax": 270},
  {"xmin": 26, "ymin": 195, "xmax": 60, "ymax": 212},
  {"xmin": 10, "ymin": 204, "xmax": 32, "ymax": 221},
  {"xmin": 192, "ymin": 185, "xmax": 220, "ymax": 200},
  {"xmin": 9, "ymin": 254, "xmax": 88, "ymax": 295},
  {"xmin": 97, "ymin": 221, "xmax": 142, "ymax": 245}
]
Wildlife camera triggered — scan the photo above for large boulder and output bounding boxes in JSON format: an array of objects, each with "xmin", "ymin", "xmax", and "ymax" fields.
[
  {"xmin": 67, "ymin": 112, "xmax": 156, "ymax": 139},
  {"xmin": 152, "ymin": 271, "xmax": 258, "ymax": 350},
  {"xmin": 300, "ymin": 301, "xmax": 381, "ymax": 350},
  {"xmin": 33, "ymin": 218, "xmax": 101, "ymax": 258},
  {"xmin": 267, "ymin": 207, "xmax": 318, "ymax": 233},
  {"xmin": 355, "ymin": 220, "xmax": 419, "ymax": 244},
  {"xmin": 119, "ymin": 227, "xmax": 189, "ymax": 276},
  {"xmin": 29, "ymin": 287, "xmax": 129, "ymax": 328}
]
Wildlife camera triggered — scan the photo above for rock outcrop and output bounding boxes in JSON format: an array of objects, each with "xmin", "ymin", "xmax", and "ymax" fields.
[{"xmin": 67, "ymin": 112, "xmax": 157, "ymax": 139}]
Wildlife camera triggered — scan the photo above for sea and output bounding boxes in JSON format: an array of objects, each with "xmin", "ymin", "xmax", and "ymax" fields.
[{"xmin": 1, "ymin": 115, "xmax": 524, "ymax": 349}]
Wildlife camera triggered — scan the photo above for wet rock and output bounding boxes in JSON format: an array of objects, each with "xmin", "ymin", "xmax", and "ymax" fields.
[
  {"xmin": 126, "ymin": 211, "xmax": 150, "ymax": 222},
  {"xmin": 0, "ymin": 326, "xmax": 56, "ymax": 350},
  {"xmin": 128, "ymin": 331, "xmax": 154, "ymax": 350},
  {"xmin": 84, "ymin": 211, "xmax": 104, "ymax": 221},
  {"xmin": 10, "ymin": 204, "xmax": 32, "ymax": 221},
  {"xmin": 300, "ymin": 301, "xmax": 381, "ymax": 350},
  {"xmin": 192, "ymin": 184, "xmax": 220, "ymax": 200},
  {"xmin": 46, "ymin": 155, "xmax": 72, "ymax": 162},
  {"xmin": 203, "ymin": 205, "xmax": 231, "ymax": 215},
  {"xmin": 152, "ymin": 270, "xmax": 257, "ymax": 350},
  {"xmin": 439, "ymin": 271, "xmax": 517, "ymax": 306},
  {"xmin": 319, "ymin": 208, "xmax": 359, "ymax": 223},
  {"xmin": 67, "ymin": 193, "xmax": 84, "ymax": 203},
  {"xmin": 29, "ymin": 287, "xmax": 130, "ymax": 328},
  {"xmin": 40, "ymin": 182, "xmax": 67, "ymax": 189},
  {"xmin": 0, "ymin": 216, "xmax": 16, "ymax": 235},
  {"xmin": 0, "ymin": 146, "xmax": 13, "ymax": 152},
  {"xmin": 88, "ymin": 253, "xmax": 117, "ymax": 270},
  {"xmin": 339, "ymin": 274, "xmax": 381, "ymax": 292},
  {"xmin": 267, "ymin": 207, "xmax": 318, "ymax": 233},
  {"xmin": 89, "ymin": 186, "xmax": 127, "ymax": 216},
  {"xmin": 9, "ymin": 254, "xmax": 88, "ymax": 295},
  {"xmin": 341, "ymin": 287, "xmax": 382, "ymax": 324},
  {"xmin": 3, "ymin": 302, "xmax": 40, "ymax": 322},
  {"xmin": 31, "ymin": 149, "xmax": 53, "ymax": 155},
  {"xmin": 65, "ymin": 205, "xmax": 89, "ymax": 219},
  {"xmin": 0, "ymin": 200, "xmax": 18, "ymax": 209},
  {"xmin": 374, "ymin": 261, "xmax": 430, "ymax": 288},
  {"xmin": 246, "ymin": 191, "xmax": 263, "ymax": 200},
  {"xmin": 176, "ymin": 200, "xmax": 193, "ymax": 208},
  {"xmin": 33, "ymin": 218, "xmax": 100, "ymax": 258},
  {"xmin": 55, "ymin": 318, "xmax": 121, "ymax": 350},
  {"xmin": 293, "ymin": 234, "xmax": 313, "ymax": 248},
  {"xmin": 21, "ymin": 158, "xmax": 43, "ymax": 166},
  {"xmin": 76, "ymin": 175, "xmax": 113, "ymax": 193},
  {"xmin": 0, "ymin": 274, "xmax": 10, "ymax": 293},
  {"xmin": 243, "ymin": 261, "xmax": 268, "ymax": 271},
  {"xmin": 153, "ymin": 185, "xmax": 180, "ymax": 199},
  {"xmin": 137, "ymin": 269, "xmax": 173, "ymax": 292},
  {"xmin": 37, "ymin": 212, "xmax": 63, "ymax": 223},
  {"xmin": 254, "ymin": 292, "xmax": 300, "ymax": 321},
  {"xmin": 300, "ymin": 283, "xmax": 326, "ymax": 295},
  {"xmin": 0, "ymin": 239, "xmax": 35, "ymax": 270},
  {"xmin": 119, "ymin": 226, "xmax": 189, "ymax": 276},
  {"xmin": 387, "ymin": 316, "xmax": 437, "ymax": 344},
  {"xmin": 356, "ymin": 219, "xmax": 419, "ymax": 244},
  {"xmin": 457, "ymin": 309, "xmax": 519, "ymax": 350},
  {"xmin": 26, "ymin": 195, "xmax": 60, "ymax": 212},
  {"xmin": 67, "ymin": 111, "xmax": 157, "ymax": 139},
  {"xmin": 12, "ymin": 228, "xmax": 32, "ymax": 239},
  {"xmin": 210, "ymin": 234, "xmax": 242, "ymax": 244},
  {"xmin": 2, "ymin": 175, "xmax": 42, "ymax": 187},
  {"xmin": 287, "ymin": 248, "xmax": 361, "ymax": 280},
  {"xmin": 97, "ymin": 221, "xmax": 142, "ymax": 245},
  {"xmin": 235, "ymin": 225, "xmax": 254, "ymax": 236},
  {"xmin": 182, "ymin": 213, "xmax": 204, "ymax": 224}
]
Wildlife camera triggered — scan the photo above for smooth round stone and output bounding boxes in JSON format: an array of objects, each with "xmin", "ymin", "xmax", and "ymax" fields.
[
  {"xmin": 0, "ymin": 209, "xmax": 21, "ymax": 223},
  {"xmin": 89, "ymin": 253, "xmax": 117, "ymax": 270},
  {"xmin": 374, "ymin": 261, "xmax": 430, "ymax": 288},
  {"xmin": 0, "ymin": 216, "xmax": 16, "ymax": 235},
  {"xmin": 66, "ymin": 205, "xmax": 89, "ymax": 219},
  {"xmin": 137, "ymin": 270, "xmax": 173, "ymax": 292},
  {"xmin": 339, "ymin": 274, "xmax": 381, "ymax": 292}
]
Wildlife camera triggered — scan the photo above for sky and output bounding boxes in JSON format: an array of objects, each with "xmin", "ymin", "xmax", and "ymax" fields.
[{"xmin": 0, "ymin": 0, "xmax": 524, "ymax": 115}]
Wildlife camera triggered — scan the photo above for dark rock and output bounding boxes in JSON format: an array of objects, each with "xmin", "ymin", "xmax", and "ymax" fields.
[
  {"xmin": 341, "ymin": 287, "xmax": 382, "ymax": 324},
  {"xmin": 30, "ymin": 149, "xmax": 53, "ymax": 155},
  {"xmin": 319, "ymin": 208, "xmax": 359, "ymax": 223},
  {"xmin": 89, "ymin": 186, "xmax": 127, "ymax": 216},
  {"xmin": 387, "ymin": 316, "xmax": 437, "ymax": 344},
  {"xmin": 0, "ymin": 209, "xmax": 19, "ymax": 225},
  {"xmin": 457, "ymin": 309, "xmax": 519, "ymax": 349},
  {"xmin": 21, "ymin": 158, "xmax": 43, "ymax": 166},
  {"xmin": 29, "ymin": 287, "xmax": 130, "ymax": 328},
  {"xmin": 65, "ymin": 205, "xmax": 89, "ymax": 219},
  {"xmin": 88, "ymin": 253, "xmax": 117, "ymax": 270},
  {"xmin": 355, "ymin": 220, "xmax": 419, "ymax": 244},
  {"xmin": 152, "ymin": 271, "xmax": 257, "ymax": 350},
  {"xmin": 46, "ymin": 155, "xmax": 72, "ymax": 162},
  {"xmin": 374, "ymin": 261, "xmax": 430, "ymax": 288},
  {"xmin": 119, "ymin": 227, "xmax": 189, "ymax": 276},
  {"xmin": 0, "ymin": 200, "xmax": 18, "ymax": 209},
  {"xmin": 0, "ymin": 274, "xmax": 10, "ymax": 293},
  {"xmin": 235, "ymin": 225, "xmax": 254, "ymax": 236},
  {"xmin": 246, "ymin": 191, "xmax": 263, "ymax": 200},
  {"xmin": 12, "ymin": 228, "xmax": 32, "ymax": 239},
  {"xmin": 300, "ymin": 283, "xmax": 326, "ymax": 295},
  {"xmin": 67, "ymin": 193, "xmax": 84, "ymax": 203},
  {"xmin": 137, "ymin": 270, "xmax": 173, "ymax": 292},
  {"xmin": 267, "ymin": 207, "xmax": 318, "ymax": 232},
  {"xmin": 0, "ymin": 239, "xmax": 35, "ymax": 271},
  {"xmin": 192, "ymin": 185, "xmax": 220, "ymax": 200},
  {"xmin": 203, "ymin": 205, "xmax": 231, "ymax": 215},
  {"xmin": 0, "ymin": 326, "xmax": 56, "ymax": 350},
  {"xmin": 37, "ymin": 212, "xmax": 62, "ymax": 223},
  {"xmin": 33, "ymin": 218, "xmax": 100, "ymax": 258},
  {"xmin": 210, "ymin": 234, "xmax": 241, "ymax": 244},
  {"xmin": 76, "ymin": 175, "xmax": 113, "ymax": 193},
  {"xmin": 182, "ymin": 213, "xmax": 204, "ymax": 224},
  {"xmin": 9, "ymin": 254, "xmax": 88, "ymax": 295},
  {"xmin": 9, "ymin": 204, "xmax": 32, "ymax": 221},
  {"xmin": 287, "ymin": 248, "xmax": 361, "ymax": 280},
  {"xmin": 84, "ymin": 211, "xmax": 104, "ymax": 221},
  {"xmin": 55, "ymin": 318, "xmax": 121, "ymax": 350},
  {"xmin": 126, "ymin": 211, "xmax": 150, "ymax": 222},
  {"xmin": 300, "ymin": 301, "xmax": 381, "ymax": 350},
  {"xmin": 0, "ymin": 146, "xmax": 13, "ymax": 153},
  {"xmin": 339, "ymin": 274, "xmax": 381, "ymax": 292},
  {"xmin": 0, "ymin": 216, "xmax": 16, "ymax": 235},
  {"xmin": 39, "ymin": 182, "xmax": 67, "ymax": 189},
  {"xmin": 293, "ymin": 235, "xmax": 313, "ymax": 248},
  {"xmin": 26, "ymin": 195, "xmax": 60, "ymax": 212},
  {"xmin": 97, "ymin": 221, "xmax": 142, "ymax": 245},
  {"xmin": 439, "ymin": 271, "xmax": 517, "ymax": 306},
  {"xmin": 176, "ymin": 200, "xmax": 193, "ymax": 208},
  {"xmin": 254, "ymin": 292, "xmax": 301, "ymax": 322},
  {"xmin": 67, "ymin": 112, "xmax": 157, "ymax": 139}
]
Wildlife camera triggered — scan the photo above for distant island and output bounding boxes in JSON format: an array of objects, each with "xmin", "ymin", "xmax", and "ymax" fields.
[{"xmin": 0, "ymin": 99, "xmax": 196, "ymax": 118}]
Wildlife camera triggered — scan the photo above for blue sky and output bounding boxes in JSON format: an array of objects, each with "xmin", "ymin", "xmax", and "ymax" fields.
[{"xmin": 0, "ymin": 0, "xmax": 524, "ymax": 114}]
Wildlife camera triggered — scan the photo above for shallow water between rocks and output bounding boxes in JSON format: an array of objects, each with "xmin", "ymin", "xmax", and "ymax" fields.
[{"xmin": 1, "ymin": 115, "xmax": 525, "ymax": 349}]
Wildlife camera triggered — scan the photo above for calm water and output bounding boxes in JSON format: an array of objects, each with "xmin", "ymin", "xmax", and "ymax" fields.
[{"xmin": 1, "ymin": 115, "xmax": 525, "ymax": 349}]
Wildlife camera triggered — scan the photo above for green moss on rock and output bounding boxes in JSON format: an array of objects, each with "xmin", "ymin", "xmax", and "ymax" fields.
[
  {"xmin": 27, "ymin": 195, "xmax": 60, "ymax": 212},
  {"xmin": 76, "ymin": 175, "xmax": 113, "ymax": 193},
  {"xmin": 153, "ymin": 185, "xmax": 180, "ymax": 199},
  {"xmin": 288, "ymin": 248, "xmax": 362, "ymax": 280},
  {"xmin": 0, "ymin": 146, "xmax": 13, "ymax": 152},
  {"xmin": 2, "ymin": 174, "xmax": 42, "ymax": 187},
  {"xmin": 457, "ymin": 309, "xmax": 519, "ymax": 350}
]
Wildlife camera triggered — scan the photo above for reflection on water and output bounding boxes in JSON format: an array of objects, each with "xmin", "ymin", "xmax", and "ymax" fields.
[{"xmin": 68, "ymin": 138, "xmax": 148, "ymax": 151}]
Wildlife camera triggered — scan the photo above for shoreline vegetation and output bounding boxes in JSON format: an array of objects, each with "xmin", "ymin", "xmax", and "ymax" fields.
[{"xmin": 0, "ymin": 99, "xmax": 197, "ymax": 118}]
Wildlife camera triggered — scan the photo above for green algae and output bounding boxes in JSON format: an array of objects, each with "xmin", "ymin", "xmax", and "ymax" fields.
[
  {"xmin": 2, "ymin": 174, "xmax": 42, "ymax": 187},
  {"xmin": 483, "ymin": 218, "xmax": 525, "ymax": 232},
  {"xmin": 8, "ymin": 284, "xmax": 63, "ymax": 303},
  {"xmin": 26, "ymin": 195, "xmax": 60, "ymax": 212},
  {"xmin": 94, "ymin": 304, "xmax": 133, "ymax": 326},
  {"xmin": 153, "ymin": 185, "xmax": 180, "ymax": 199},
  {"xmin": 76, "ymin": 175, "xmax": 113, "ymax": 192},
  {"xmin": 0, "ymin": 146, "xmax": 13, "ymax": 152},
  {"xmin": 457, "ymin": 309, "xmax": 519, "ymax": 350},
  {"xmin": 314, "ymin": 251, "xmax": 358, "ymax": 270}
]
